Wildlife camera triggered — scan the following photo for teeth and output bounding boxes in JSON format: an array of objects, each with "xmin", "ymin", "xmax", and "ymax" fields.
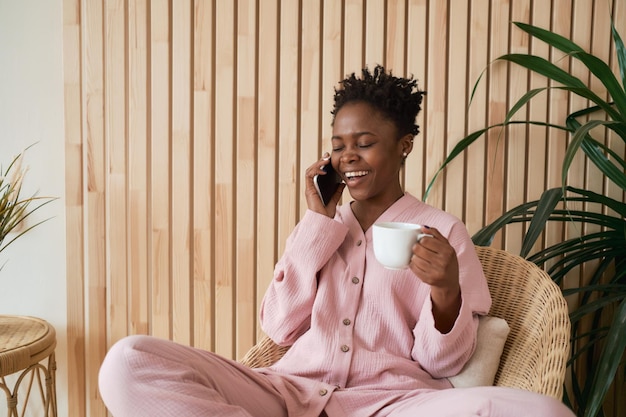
[{"xmin": 345, "ymin": 171, "xmax": 368, "ymax": 179}]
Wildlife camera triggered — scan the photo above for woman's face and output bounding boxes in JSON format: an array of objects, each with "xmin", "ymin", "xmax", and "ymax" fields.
[{"xmin": 331, "ymin": 101, "xmax": 413, "ymax": 205}]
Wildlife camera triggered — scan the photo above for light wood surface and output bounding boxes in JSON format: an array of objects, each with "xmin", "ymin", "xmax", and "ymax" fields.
[{"xmin": 61, "ymin": 1, "xmax": 625, "ymax": 416}]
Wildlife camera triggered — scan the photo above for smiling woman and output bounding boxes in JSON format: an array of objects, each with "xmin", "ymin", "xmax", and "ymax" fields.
[
  {"xmin": 98, "ymin": 65, "xmax": 575, "ymax": 417},
  {"xmin": 329, "ymin": 101, "xmax": 413, "ymax": 230},
  {"xmin": 323, "ymin": 66, "xmax": 425, "ymax": 231}
]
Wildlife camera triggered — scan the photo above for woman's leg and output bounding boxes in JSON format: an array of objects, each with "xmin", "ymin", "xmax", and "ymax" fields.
[
  {"xmin": 98, "ymin": 335, "xmax": 288, "ymax": 417},
  {"xmin": 386, "ymin": 386, "xmax": 575, "ymax": 417}
]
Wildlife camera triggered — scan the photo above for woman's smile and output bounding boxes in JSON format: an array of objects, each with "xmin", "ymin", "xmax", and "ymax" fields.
[{"xmin": 343, "ymin": 170, "xmax": 370, "ymax": 182}]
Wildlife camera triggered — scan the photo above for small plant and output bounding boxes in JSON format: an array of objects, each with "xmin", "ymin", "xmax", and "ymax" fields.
[{"xmin": 0, "ymin": 147, "xmax": 55, "ymax": 261}]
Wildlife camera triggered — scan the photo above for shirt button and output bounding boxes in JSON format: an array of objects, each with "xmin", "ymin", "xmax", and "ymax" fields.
[
  {"xmin": 319, "ymin": 388, "xmax": 328, "ymax": 396},
  {"xmin": 351, "ymin": 277, "xmax": 360, "ymax": 284},
  {"xmin": 356, "ymin": 239, "xmax": 362, "ymax": 246},
  {"xmin": 341, "ymin": 345, "xmax": 350, "ymax": 352},
  {"xmin": 343, "ymin": 318, "xmax": 351, "ymax": 326}
]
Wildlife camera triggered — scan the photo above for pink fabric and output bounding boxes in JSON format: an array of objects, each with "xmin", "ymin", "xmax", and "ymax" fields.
[
  {"xmin": 257, "ymin": 193, "xmax": 491, "ymax": 414},
  {"xmin": 98, "ymin": 335, "xmax": 574, "ymax": 417},
  {"xmin": 98, "ymin": 194, "xmax": 576, "ymax": 417}
]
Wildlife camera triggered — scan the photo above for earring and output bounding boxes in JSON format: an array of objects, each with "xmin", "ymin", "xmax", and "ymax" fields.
[{"xmin": 403, "ymin": 152, "xmax": 408, "ymax": 158}]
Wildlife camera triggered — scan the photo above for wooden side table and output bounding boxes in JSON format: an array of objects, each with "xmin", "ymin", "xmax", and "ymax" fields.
[{"xmin": 0, "ymin": 315, "xmax": 57, "ymax": 417}]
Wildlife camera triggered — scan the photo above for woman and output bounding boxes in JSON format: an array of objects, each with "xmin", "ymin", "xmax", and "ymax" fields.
[{"xmin": 99, "ymin": 66, "xmax": 575, "ymax": 417}]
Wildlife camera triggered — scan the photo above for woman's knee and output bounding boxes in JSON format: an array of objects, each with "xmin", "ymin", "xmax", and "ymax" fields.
[
  {"xmin": 98, "ymin": 335, "xmax": 162, "ymax": 394},
  {"xmin": 102, "ymin": 335, "xmax": 155, "ymax": 366}
]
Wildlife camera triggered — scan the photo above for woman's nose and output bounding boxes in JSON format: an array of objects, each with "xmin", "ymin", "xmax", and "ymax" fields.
[{"xmin": 339, "ymin": 147, "xmax": 359, "ymax": 164}]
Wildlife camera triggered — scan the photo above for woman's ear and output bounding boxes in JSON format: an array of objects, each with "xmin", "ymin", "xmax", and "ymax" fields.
[{"xmin": 400, "ymin": 134, "xmax": 414, "ymax": 156}]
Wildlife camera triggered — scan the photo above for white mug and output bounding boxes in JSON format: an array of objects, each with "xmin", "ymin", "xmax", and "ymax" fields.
[{"xmin": 372, "ymin": 222, "xmax": 432, "ymax": 270}]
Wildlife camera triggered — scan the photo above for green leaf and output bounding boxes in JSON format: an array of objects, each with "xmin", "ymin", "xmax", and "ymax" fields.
[
  {"xmin": 565, "ymin": 91, "xmax": 622, "ymax": 122},
  {"xmin": 515, "ymin": 21, "xmax": 626, "ymax": 118},
  {"xmin": 471, "ymin": 200, "xmax": 540, "ymax": 246},
  {"xmin": 514, "ymin": 22, "xmax": 584, "ymax": 54},
  {"xmin": 498, "ymin": 54, "xmax": 621, "ymax": 120},
  {"xmin": 611, "ymin": 19, "xmax": 626, "ymax": 92},
  {"xmin": 424, "ymin": 127, "xmax": 492, "ymax": 200},
  {"xmin": 581, "ymin": 139, "xmax": 626, "ymax": 192},
  {"xmin": 566, "ymin": 186, "xmax": 626, "ymax": 217},
  {"xmin": 571, "ymin": 51, "xmax": 626, "ymax": 117},
  {"xmin": 570, "ymin": 293, "xmax": 625, "ymax": 324},
  {"xmin": 562, "ymin": 120, "xmax": 607, "ymax": 185},
  {"xmin": 584, "ymin": 299, "xmax": 626, "ymax": 417},
  {"xmin": 503, "ymin": 88, "xmax": 546, "ymax": 123},
  {"xmin": 520, "ymin": 188, "xmax": 563, "ymax": 257},
  {"xmin": 497, "ymin": 53, "xmax": 586, "ymax": 89}
]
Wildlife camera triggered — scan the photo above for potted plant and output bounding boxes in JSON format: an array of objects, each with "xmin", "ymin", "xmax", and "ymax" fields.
[
  {"xmin": 426, "ymin": 18, "xmax": 625, "ymax": 417},
  {"xmin": 0, "ymin": 147, "xmax": 55, "ymax": 267}
]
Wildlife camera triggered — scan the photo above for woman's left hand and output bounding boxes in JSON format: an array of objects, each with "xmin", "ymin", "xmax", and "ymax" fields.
[{"xmin": 408, "ymin": 226, "xmax": 461, "ymax": 333}]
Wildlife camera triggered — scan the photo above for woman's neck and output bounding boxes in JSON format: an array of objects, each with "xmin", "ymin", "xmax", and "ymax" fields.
[{"xmin": 350, "ymin": 190, "xmax": 405, "ymax": 231}]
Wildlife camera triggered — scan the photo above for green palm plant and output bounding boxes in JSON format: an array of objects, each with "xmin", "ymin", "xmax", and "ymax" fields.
[
  {"xmin": 0, "ymin": 147, "xmax": 55, "ymax": 264},
  {"xmin": 426, "ymin": 20, "xmax": 626, "ymax": 417}
]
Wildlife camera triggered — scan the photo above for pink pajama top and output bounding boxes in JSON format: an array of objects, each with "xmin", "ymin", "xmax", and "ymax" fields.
[{"xmin": 257, "ymin": 193, "xmax": 492, "ymax": 417}]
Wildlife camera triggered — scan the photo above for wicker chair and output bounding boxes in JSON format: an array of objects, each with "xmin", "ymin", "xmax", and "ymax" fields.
[{"xmin": 240, "ymin": 245, "xmax": 571, "ymax": 400}]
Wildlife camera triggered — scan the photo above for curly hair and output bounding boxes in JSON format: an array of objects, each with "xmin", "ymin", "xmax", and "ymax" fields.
[{"xmin": 331, "ymin": 65, "xmax": 425, "ymax": 137}]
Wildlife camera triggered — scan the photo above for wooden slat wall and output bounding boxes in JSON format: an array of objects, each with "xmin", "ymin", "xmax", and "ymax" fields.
[{"xmin": 62, "ymin": 0, "xmax": 625, "ymax": 416}]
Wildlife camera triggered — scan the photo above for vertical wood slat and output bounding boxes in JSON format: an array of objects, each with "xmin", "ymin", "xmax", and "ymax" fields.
[
  {"xmin": 84, "ymin": 0, "xmax": 108, "ymax": 416},
  {"xmin": 192, "ymin": 0, "xmax": 214, "ymax": 352},
  {"xmin": 503, "ymin": 0, "xmax": 531, "ymax": 256},
  {"xmin": 385, "ymin": 0, "xmax": 407, "ymax": 72},
  {"xmin": 275, "ymin": 0, "xmax": 300, "ymax": 314},
  {"xmin": 150, "ymin": 0, "xmax": 172, "ymax": 341},
  {"xmin": 213, "ymin": 0, "xmax": 235, "ymax": 358},
  {"xmin": 423, "ymin": 0, "xmax": 448, "ymax": 209},
  {"xmin": 61, "ymin": 1, "xmax": 625, "ymax": 416},
  {"xmin": 525, "ymin": 0, "xmax": 551, "ymax": 257},
  {"xmin": 128, "ymin": 0, "xmax": 149, "ymax": 337},
  {"xmin": 404, "ymin": 0, "xmax": 427, "ymax": 199},
  {"xmin": 235, "ymin": 0, "xmax": 257, "ymax": 358},
  {"xmin": 171, "ymin": 0, "xmax": 192, "ymax": 346},
  {"xmin": 106, "ymin": 0, "xmax": 128, "ymax": 347},
  {"xmin": 484, "ymin": 0, "xmax": 509, "ymax": 249},
  {"xmin": 62, "ymin": 0, "xmax": 86, "ymax": 416},
  {"xmin": 464, "ymin": 0, "xmax": 489, "ymax": 235},
  {"xmin": 444, "ymin": 0, "xmax": 469, "ymax": 216},
  {"xmin": 255, "ymin": 0, "xmax": 279, "ymax": 353}
]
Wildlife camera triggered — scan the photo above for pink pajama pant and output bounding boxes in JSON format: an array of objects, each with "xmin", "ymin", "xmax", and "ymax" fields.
[{"xmin": 98, "ymin": 335, "xmax": 576, "ymax": 417}]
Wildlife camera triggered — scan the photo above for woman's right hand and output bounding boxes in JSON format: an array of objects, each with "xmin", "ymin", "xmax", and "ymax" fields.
[{"xmin": 304, "ymin": 152, "xmax": 345, "ymax": 217}]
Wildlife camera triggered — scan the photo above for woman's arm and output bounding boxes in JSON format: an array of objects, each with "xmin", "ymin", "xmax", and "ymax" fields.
[
  {"xmin": 410, "ymin": 222, "xmax": 491, "ymax": 378},
  {"xmin": 259, "ymin": 210, "xmax": 349, "ymax": 345}
]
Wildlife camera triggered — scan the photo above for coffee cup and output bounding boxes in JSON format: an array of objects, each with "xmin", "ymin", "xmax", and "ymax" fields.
[{"xmin": 372, "ymin": 222, "xmax": 432, "ymax": 270}]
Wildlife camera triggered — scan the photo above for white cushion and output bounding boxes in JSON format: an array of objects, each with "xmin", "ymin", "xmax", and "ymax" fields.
[{"xmin": 448, "ymin": 316, "xmax": 510, "ymax": 388}]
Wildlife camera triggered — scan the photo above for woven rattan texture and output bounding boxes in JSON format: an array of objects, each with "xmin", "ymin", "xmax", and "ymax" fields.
[
  {"xmin": 239, "ymin": 245, "xmax": 570, "ymax": 400},
  {"xmin": 0, "ymin": 316, "xmax": 57, "ymax": 377},
  {"xmin": 475, "ymin": 246, "xmax": 570, "ymax": 399}
]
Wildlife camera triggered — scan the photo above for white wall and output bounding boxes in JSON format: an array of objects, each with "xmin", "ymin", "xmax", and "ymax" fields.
[{"xmin": 0, "ymin": 1, "xmax": 68, "ymax": 416}]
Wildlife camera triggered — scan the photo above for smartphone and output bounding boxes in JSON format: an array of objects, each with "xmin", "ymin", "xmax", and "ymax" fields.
[{"xmin": 314, "ymin": 162, "xmax": 342, "ymax": 206}]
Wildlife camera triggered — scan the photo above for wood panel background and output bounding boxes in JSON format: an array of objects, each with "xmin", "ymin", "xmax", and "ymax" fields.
[{"xmin": 62, "ymin": 0, "xmax": 625, "ymax": 416}]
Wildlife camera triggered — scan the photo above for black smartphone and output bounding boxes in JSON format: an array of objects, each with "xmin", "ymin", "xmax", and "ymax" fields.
[{"xmin": 314, "ymin": 162, "xmax": 342, "ymax": 206}]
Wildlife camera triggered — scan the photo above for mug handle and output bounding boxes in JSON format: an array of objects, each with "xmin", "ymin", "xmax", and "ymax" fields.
[{"xmin": 416, "ymin": 232, "xmax": 433, "ymax": 242}]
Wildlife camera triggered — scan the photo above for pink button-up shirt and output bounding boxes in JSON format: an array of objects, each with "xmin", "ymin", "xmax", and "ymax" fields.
[{"xmin": 257, "ymin": 193, "xmax": 491, "ymax": 417}]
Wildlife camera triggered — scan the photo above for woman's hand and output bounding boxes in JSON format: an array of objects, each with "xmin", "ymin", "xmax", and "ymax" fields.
[
  {"xmin": 304, "ymin": 152, "xmax": 345, "ymax": 217},
  {"xmin": 409, "ymin": 226, "xmax": 461, "ymax": 333}
]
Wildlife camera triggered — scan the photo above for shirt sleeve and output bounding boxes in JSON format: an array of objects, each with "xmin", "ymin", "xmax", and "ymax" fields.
[
  {"xmin": 411, "ymin": 221, "xmax": 491, "ymax": 378},
  {"xmin": 259, "ymin": 210, "xmax": 349, "ymax": 346}
]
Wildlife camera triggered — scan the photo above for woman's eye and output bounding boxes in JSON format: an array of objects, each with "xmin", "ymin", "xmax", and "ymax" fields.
[
  {"xmin": 332, "ymin": 147, "xmax": 344, "ymax": 152},
  {"xmin": 358, "ymin": 143, "xmax": 373, "ymax": 149}
]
